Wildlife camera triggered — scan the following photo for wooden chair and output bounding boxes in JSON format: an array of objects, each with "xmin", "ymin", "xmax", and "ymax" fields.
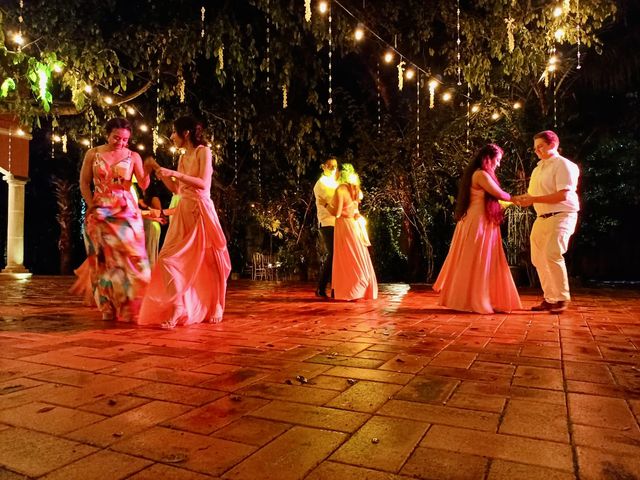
[{"xmin": 251, "ymin": 252, "xmax": 268, "ymax": 280}]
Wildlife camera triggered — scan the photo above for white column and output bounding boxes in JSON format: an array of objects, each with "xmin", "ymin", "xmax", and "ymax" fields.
[{"xmin": 1, "ymin": 173, "xmax": 31, "ymax": 276}]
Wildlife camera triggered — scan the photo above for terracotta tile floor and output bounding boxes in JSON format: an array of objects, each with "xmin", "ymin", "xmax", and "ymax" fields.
[{"xmin": 1, "ymin": 277, "xmax": 640, "ymax": 479}]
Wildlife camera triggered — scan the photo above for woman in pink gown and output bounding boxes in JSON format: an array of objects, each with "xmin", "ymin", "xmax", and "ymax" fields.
[
  {"xmin": 433, "ymin": 144, "xmax": 522, "ymax": 314},
  {"xmin": 330, "ymin": 164, "xmax": 378, "ymax": 301},
  {"xmin": 79, "ymin": 118, "xmax": 151, "ymax": 321},
  {"xmin": 139, "ymin": 116, "xmax": 231, "ymax": 328}
]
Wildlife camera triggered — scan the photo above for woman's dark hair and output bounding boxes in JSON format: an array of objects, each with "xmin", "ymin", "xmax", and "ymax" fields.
[
  {"xmin": 454, "ymin": 143, "xmax": 504, "ymax": 224},
  {"xmin": 173, "ymin": 116, "xmax": 207, "ymax": 146},
  {"xmin": 104, "ymin": 117, "xmax": 131, "ymax": 134}
]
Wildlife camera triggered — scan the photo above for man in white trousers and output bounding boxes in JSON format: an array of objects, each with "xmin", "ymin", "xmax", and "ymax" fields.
[{"xmin": 514, "ymin": 130, "xmax": 580, "ymax": 313}]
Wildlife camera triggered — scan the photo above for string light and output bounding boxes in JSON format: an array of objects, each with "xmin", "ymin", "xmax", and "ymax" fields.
[
  {"xmin": 61, "ymin": 134, "xmax": 68, "ymax": 153},
  {"xmin": 505, "ymin": 17, "xmax": 515, "ymax": 53},
  {"xmin": 553, "ymin": 6, "xmax": 563, "ymax": 17},
  {"xmin": 456, "ymin": 0, "xmax": 462, "ymax": 85},
  {"xmin": 397, "ymin": 60, "xmax": 406, "ymax": 90},
  {"xmin": 576, "ymin": 0, "xmax": 582, "ymax": 69},
  {"xmin": 416, "ymin": 72, "xmax": 420, "ymax": 162},
  {"xmin": 139, "ymin": 124, "xmax": 149, "ymax": 132},
  {"xmin": 405, "ymin": 68, "xmax": 415, "ymax": 80},
  {"xmin": 491, "ymin": 112, "xmax": 500, "ymax": 120},
  {"xmin": 137, "ymin": 144, "xmax": 145, "ymax": 151},
  {"xmin": 471, "ymin": 104, "xmax": 480, "ymax": 113},
  {"xmin": 126, "ymin": 106, "xmax": 136, "ymax": 115},
  {"xmin": 266, "ymin": 0, "xmax": 271, "ymax": 90},
  {"xmin": 513, "ymin": 101, "xmax": 522, "ymax": 109},
  {"xmin": 376, "ymin": 61, "xmax": 381, "ymax": 135},
  {"xmin": 84, "ymin": 85, "xmax": 93, "ymax": 94},
  {"xmin": 15, "ymin": 0, "xmax": 25, "ymax": 51},
  {"xmin": 318, "ymin": 1, "xmax": 328, "ymax": 14},
  {"xmin": 442, "ymin": 91, "xmax": 452, "ymax": 102},
  {"xmin": 233, "ymin": 78, "xmax": 238, "ymax": 183},
  {"xmin": 354, "ymin": 25, "xmax": 364, "ymax": 41},
  {"xmin": 201, "ymin": 6, "xmax": 206, "ymax": 38},
  {"xmin": 554, "ymin": 28, "xmax": 565, "ymax": 41},
  {"xmin": 328, "ymin": 1, "xmax": 333, "ymax": 113},
  {"xmin": 282, "ymin": 84, "xmax": 288, "ymax": 108},
  {"xmin": 466, "ymin": 83, "xmax": 471, "ymax": 148},
  {"xmin": 383, "ymin": 51, "xmax": 394, "ymax": 63},
  {"xmin": 103, "ymin": 96, "xmax": 113, "ymax": 105}
]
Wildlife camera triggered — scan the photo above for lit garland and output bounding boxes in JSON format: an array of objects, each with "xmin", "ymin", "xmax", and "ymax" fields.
[
  {"xmin": 233, "ymin": 78, "xmax": 238, "ymax": 184},
  {"xmin": 376, "ymin": 61, "xmax": 381, "ymax": 134},
  {"xmin": 428, "ymin": 78, "xmax": 437, "ymax": 109},
  {"xmin": 505, "ymin": 17, "xmax": 515, "ymax": 53},
  {"xmin": 282, "ymin": 84, "xmax": 288, "ymax": 108},
  {"xmin": 328, "ymin": 1, "xmax": 333, "ymax": 113},
  {"xmin": 61, "ymin": 134, "xmax": 68, "ymax": 153},
  {"xmin": 266, "ymin": 0, "xmax": 271, "ymax": 91},
  {"xmin": 217, "ymin": 45, "xmax": 224, "ymax": 71},
  {"xmin": 177, "ymin": 65, "xmax": 185, "ymax": 103},
  {"xmin": 416, "ymin": 72, "xmax": 420, "ymax": 161},
  {"xmin": 304, "ymin": 0, "xmax": 311, "ymax": 22},
  {"xmin": 397, "ymin": 60, "xmax": 405, "ymax": 90},
  {"xmin": 576, "ymin": 0, "xmax": 582, "ymax": 69}
]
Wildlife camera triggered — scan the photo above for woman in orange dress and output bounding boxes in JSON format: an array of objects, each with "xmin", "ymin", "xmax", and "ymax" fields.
[
  {"xmin": 330, "ymin": 164, "xmax": 378, "ymax": 301},
  {"xmin": 433, "ymin": 144, "xmax": 522, "ymax": 314},
  {"xmin": 139, "ymin": 116, "xmax": 231, "ymax": 328}
]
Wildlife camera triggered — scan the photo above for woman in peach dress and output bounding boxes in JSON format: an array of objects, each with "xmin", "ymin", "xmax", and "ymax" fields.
[
  {"xmin": 139, "ymin": 116, "xmax": 231, "ymax": 328},
  {"xmin": 330, "ymin": 164, "xmax": 378, "ymax": 301},
  {"xmin": 433, "ymin": 144, "xmax": 522, "ymax": 314}
]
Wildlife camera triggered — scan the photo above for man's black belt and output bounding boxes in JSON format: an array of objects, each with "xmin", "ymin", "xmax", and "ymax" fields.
[{"xmin": 539, "ymin": 211, "xmax": 564, "ymax": 219}]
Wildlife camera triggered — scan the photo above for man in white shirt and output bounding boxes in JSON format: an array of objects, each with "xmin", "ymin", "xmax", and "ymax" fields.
[
  {"xmin": 313, "ymin": 157, "xmax": 339, "ymax": 297},
  {"xmin": 515, "ymin": 131, "xmax": 580, "ymax": 313}
]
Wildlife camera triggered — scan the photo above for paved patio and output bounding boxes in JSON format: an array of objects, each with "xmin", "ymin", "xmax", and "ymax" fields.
[{"xmin": 0, "ymin": 277, "xmax": 639, "ymax": 480}]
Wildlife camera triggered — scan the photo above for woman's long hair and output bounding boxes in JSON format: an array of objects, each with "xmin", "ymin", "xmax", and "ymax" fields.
[
  {"xmin": 173, "ymin": 116, "xmax": 207, "ymax": 146},
  {"xmin": 454, "ymin": 143, "xmax": 504, "ymax": 224}
]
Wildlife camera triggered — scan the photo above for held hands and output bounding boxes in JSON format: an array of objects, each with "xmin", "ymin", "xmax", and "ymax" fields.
[
  {"xmin": 511, "ymin": 194, "xmax": 534, "ymax": 207},
  {"xmin": 143, "ymin": 156, "xmax": 159, "ymax": 174}
]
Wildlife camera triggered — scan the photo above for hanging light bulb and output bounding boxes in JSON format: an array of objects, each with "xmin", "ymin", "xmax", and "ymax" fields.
[
  {"xmin": 16, "ymin": 128, "xmax": 26, "ymax": 136},
  {"xmin": 384, "ymin": 51, "xmax": 394, "ymax": 63},
  {"xmin": 53, "ymin": 64, "xmax": 63, "ymax": 73},
  {"xmin": 491, "ymin": 112, "xmax": 500, "ymax": 120},
  {"xmin": 103, "ymin": 96, "xmax": 113, "ymax": 105},
  {"xmin": 126, "ymin": 106, "xmax": 136, "ymax": 115},
  {"xmin": 137, "ymin": 144, "xmax": 146, "ymax": 151},
  {"xmin": 81, "ymin": 138, "xmax": 91, "ymax": 146},
  {"xmin": 554, "ymin": 28, "xmax": 565, "ymax": 41},
  {"xmin": 513, "ymin": 101, "xmax": 522, "ymax": 109},
  {"xmin": 84, "ymin": 85, "xmax": 93, "ymax": 94},
  {"xmin": 553, "ymin": 6, "xmax": 563, "ymax": 17},
  {"xmin": 442, "ymin": 92, "xmax": 452, "ymax": 102},
  {"xmin": 549, "ymin": 55, "xmax": 558, "ymax": 65},
  {"xmin": 318, "ymin": 1, "xmax": 328, "ymax": 14},
  {"xmin": 405, "ymin": 68, "xmax": 415, "ymax": 80},
  {"xmin": 354, "ymin": 25, "xmax": 365, "ymax": 41},
  {"xmin": 52, "ymin": 134, "xmax": 62, "ymax": 143},
  {"xmin": 139, "ymin": 124, "xmax": 149, "ymax": 132},
  {"xmin": 547, "ymin": 64, "xmax": 557, "ymax": 72},
  {"xmin": 471, "ymin": 104, "xmax": 480, "ymax": 113},
  {"xmin": 12, "ymin": 32, "xmax": 25, "ymax": 46},
  {"xmin": 157, "ymin": 137, "xmax": 164, "ymax": 145},
  {"xmin": 169, "ymin": 146, "xmax": 177, "ymax": 153}
]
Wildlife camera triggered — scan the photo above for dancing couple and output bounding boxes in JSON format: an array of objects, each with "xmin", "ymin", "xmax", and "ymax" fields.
[
  {"xmin": 314, "ymin": 158, "xmax": 378, "ymax": 301},
  {"xmin": 434, "ymin": 131, "xmax": 580, "ymax": 315}
]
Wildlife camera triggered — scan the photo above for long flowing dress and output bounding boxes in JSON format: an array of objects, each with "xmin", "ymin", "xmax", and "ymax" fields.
[
  {"xmin": 85, "ymin": 151, "xmax": 150, "ymax": 320},
  {"xmin": 331, "ymin": 189, "xmax": 378, "ymax": 301},
  {"xmin": 138, "ymin": 146, "xmax": 231, "ymax": 326},
  {"xmin": 433, "ymin": 186, "xmax": 522, "ymax": 314}
]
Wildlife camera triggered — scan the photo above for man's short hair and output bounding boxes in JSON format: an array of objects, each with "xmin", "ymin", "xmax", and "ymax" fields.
[{"xmin": 534, "ymin": 130, "xmax": 559, "ymax": 147}]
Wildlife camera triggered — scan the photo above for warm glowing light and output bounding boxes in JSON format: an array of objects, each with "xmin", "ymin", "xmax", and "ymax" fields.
[
  {"xmin": 491, "ymin": 112, "xmax": 500, "ymax": 120},
  {"xmin": 16, "ymin": 128, "xmax": 25, "ymax": 136},
  {"xmin": 53, "ymin": 64, "xmax": 63, "ymax": 73},
  {"xmin": 81, "ymin": 139, "xmax": 90, "ymax": 146},
  {"xmin": 216, "ymin": 143, "xmax": 222, "ymax": 149},
  {"xmin": 354, "ymin": 27, "xmax": 364, "ymax": 41},
  {"xmin": 548, "ymin": 64, "xmax": 557, "ymax": 72},
  {"xmin": 103, "ymin": 96, "xmax": 113, "ymax": 105},
  {"xmin": 549, "ymin": 55, "xmax": 558, "ymax": 64},
  {"xmin": 553, "ymin": 6, "xmax": 563, "ymax": 17},
  {"xmin": 157, "ymin": 137, "xmax": 164, "ymax": 145},
  {"xmin": 52, "ymin": 134, "xmax": 62, "ymax": 142},
  {"xmin": 12, "ymin": 32, "xmax": 25, "ymax": 45},
  {"xmin": 169, "ymin": 146, "xmax": 177, "ymax": 153},
  {"xmin": 139, "ymin": 124, "xmax": 149, "ymax": 132},
  {"xmin": 405, "ymin": 68, "xmax": 415, "ymax": 80},
  {"xmin": 318, "ymin": 1, "xmax": 328, "ymax": 14},
  {"xmin": 513, "ymin": 101, "xmax": 522, "ymax": 109},
  {"xmin": 442, "ymin": 92, "xmax": 452, "ymax": 102},
  {"xmin": 126, "ymin": 106, "xmax": 136, "ymax": 115},
  {"xmin": 428, "ymin": 79, "xmax": 439, "ymax": 90},
  {"xmin": 84, "ymin": 85, "xmax": 93, "ymax": 94},
  {"xmin": 137, "ymin": 144, "xmax": 145, "ymax": 151},
  {"xmin": 554, "ymin": 28, "xmax": 565, "ymax": 41},
  {"xmin": 384, "ymin": 51, "xmax": 394, "ymax": 63},
  {"xmin": 471, "ymin": 104, "xmax": 480, "ymax": 113},
  {"xmin": 250, "ymin": 203, "xmax": 255, "ymax": 208}
]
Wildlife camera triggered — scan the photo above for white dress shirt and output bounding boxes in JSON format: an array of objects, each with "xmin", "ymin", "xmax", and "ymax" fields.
[
  {"xmin": 528, "ymin": 154, "xmax": 580, "ymax": 216},
  {"xmin": 314, "ymin": 175, "xmax": 338, "ymax": 227}
]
